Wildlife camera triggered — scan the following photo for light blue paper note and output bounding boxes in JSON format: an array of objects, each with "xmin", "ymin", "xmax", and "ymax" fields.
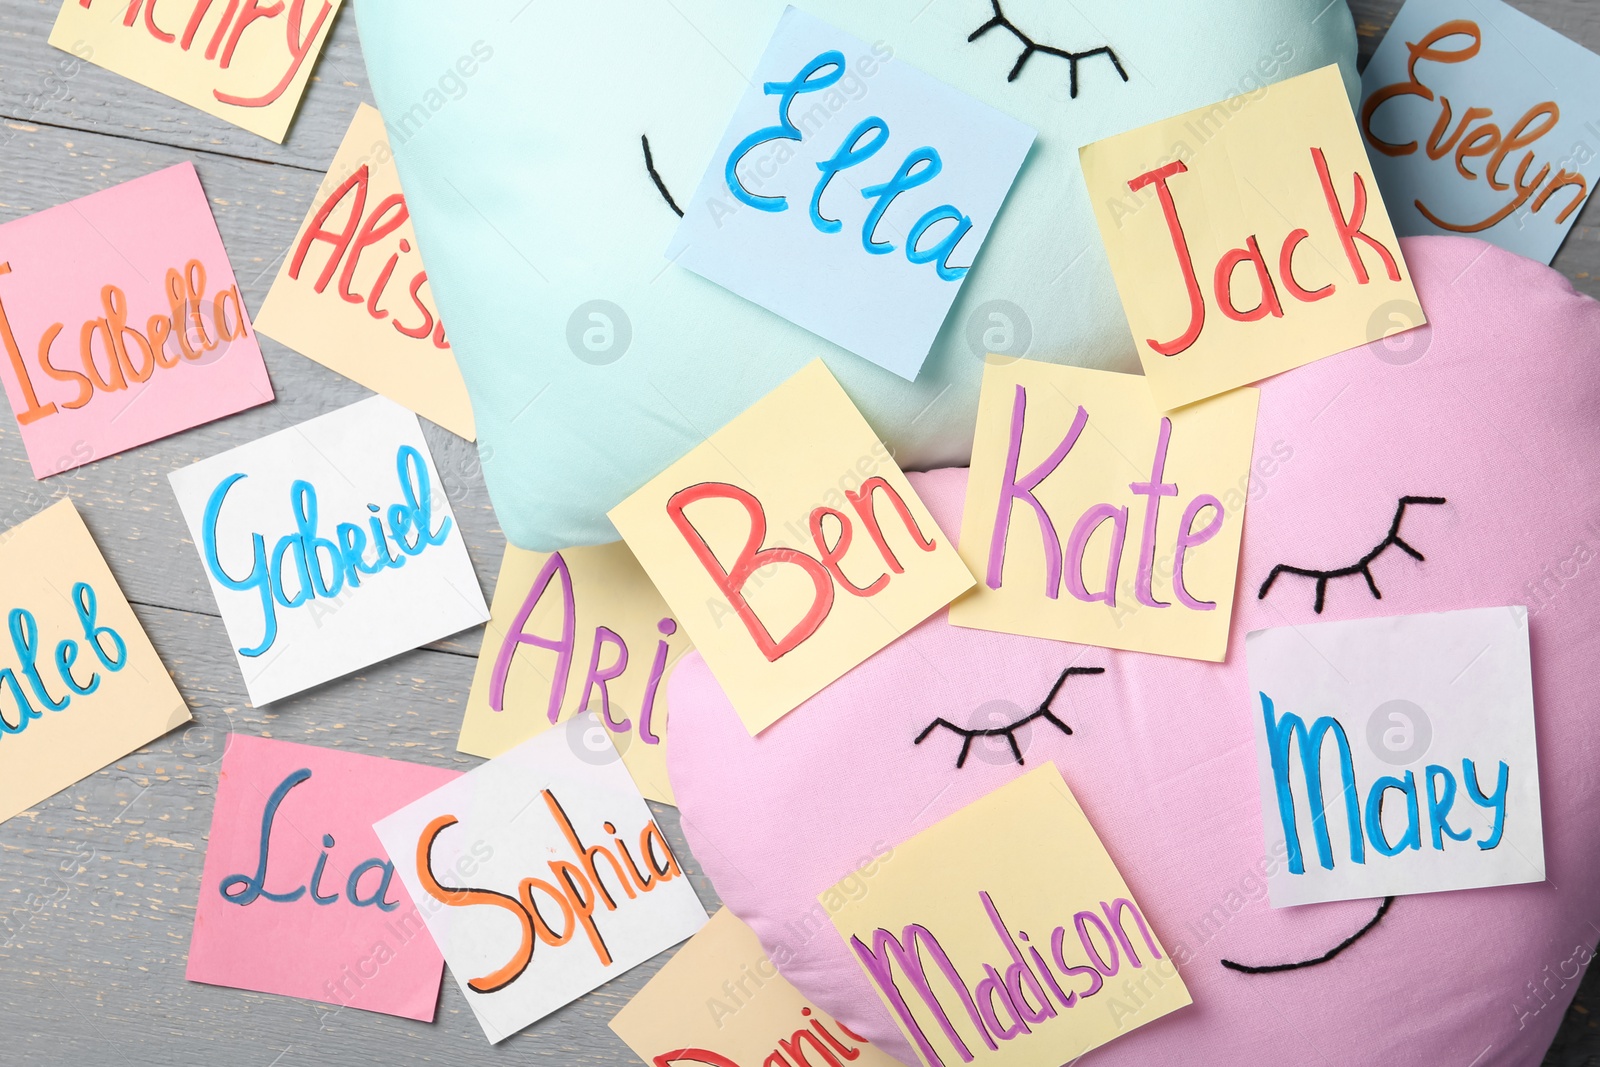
[
  {"xmin": 666, "ymin": 6, "xmax": 1036, "ymax": 381},
  {"xmin": 1359, "ymin": 0, "xmax": 1600, "ymax": 263}
]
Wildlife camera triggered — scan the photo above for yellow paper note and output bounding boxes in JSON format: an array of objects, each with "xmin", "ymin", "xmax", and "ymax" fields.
[
  {"xmin": 610, "ymin": 360, "xmax": 974, "ymax": 735},
  {"xmin": 827, "ymin": 765, "xmax": 1190, "ymax": 1067},
  {"xmin": 460, "ymin": 540, "xmax": 690, "ymax": 804},
  {"xmin": 49, "ymin": 0, "xmax": 342, "ymax": 143},
  {"xmin": 951, "ymin": 360, "xmax": 1258, "ymax": 662},
  {"xmin": 0, "ymin": 499, "xmax": 190, "ymax": 823},
  {"xmin": 609, "ymin": 907, "xmax": 904, "ymax": 1067},
  {"xmin": 254, "ymin": 103, "xmax": 475, "ymax": 439},
  {"xmin": 1080, "ymin": 64, "xmax": 1422, "ymax": 410}
]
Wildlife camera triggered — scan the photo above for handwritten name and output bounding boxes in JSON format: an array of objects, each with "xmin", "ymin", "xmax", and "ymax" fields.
[
  {"xmin": 987, "ymin": 386, "xmax": 1224, "ymax": 612},
  {"xmin": 1361, "ymin": 19, "xmax": 1588, "ymax": 234},
  {"xmin": 726, "ymin": 50, "xmax": 976, "ymax": 281},
  {"xmin": 220, "ymin": 767, "xmax": 400, "ymax": 910},
  {"xmin": 415, "ymin": 789, "xmax": 683, "ymax": 993},
  {"xmin": 651, "ymin": 1009, "xmax": 871, "ymax": 1067},
  {"xmin": 201, "ymin": 443, "xmax": 452, "ymax": 657},
  {"xmin": 489, "ymin": 550, "xmax": 675, "ymax": 744},
  {"xmin": 852, "ymin": 891, "xmax": 1163, "ymax": 1067},
  {"xmin": 0, "ymin": 258, "xmax": 249, "ymax": 426},
  {"xmin": 1260, "ymin": 693, "xmax": 1510, "ymax": 875},
  {"xmin": 76, "ymin": 0, "xmax": 334, "ymax": 110},
  {"xmin": 288, "ymin": 164, "xmax": 449, "ymax": 349},
  {"xmin": 0, "ymin": 582, "xmax": 127, "ymax": 739},
  {"xmin": 668, "ymin": 477, "xmax": 938, "ymax": 662},
  {"xmin": 1129, "ymin": 147, "xmax": 1400, "ymax": 356}
]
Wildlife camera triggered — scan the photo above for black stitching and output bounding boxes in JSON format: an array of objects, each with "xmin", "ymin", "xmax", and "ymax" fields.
[
  {"xmin": 915, "ymin": 666, "xmax": 1104, "ymax": 769},
  {"xmin": 1220, "ymin": 896, "xmax": 1394, "ymax": 974},
  {"xmin": 968, "ymin": 0, "xmax": 1128, "ymax": 97},
  {"xmin": 1258, "ymin": 496, "xmax": 1447, "ymax": 614},
  {"xmin": 642, "ymin": 134, "xmax": 684, "ymax": 218}
]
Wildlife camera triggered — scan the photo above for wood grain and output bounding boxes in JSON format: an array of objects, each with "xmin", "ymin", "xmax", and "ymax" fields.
[
  {"xmin": 0, "ymin": 1, "xmax": 1596, "ymax": 1064},
  {"xmin": 0, "ymin": 3, "xmax": 714, "ymax": 1061}
]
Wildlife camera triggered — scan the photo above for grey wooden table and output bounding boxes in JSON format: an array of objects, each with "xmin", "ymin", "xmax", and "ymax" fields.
[{"xmin": 0, "ymin": 1, "xmax": 1597, "ymax": 1064}]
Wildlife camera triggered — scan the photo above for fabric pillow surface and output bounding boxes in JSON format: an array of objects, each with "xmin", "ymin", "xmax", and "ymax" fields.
[
  {"xmin": 356, "ymin": 0, "xmax": 1358, "ymax": 550},
  {"xmin": 664, "ymin": 236, "xmax": 1600, "ymax": 1066}
]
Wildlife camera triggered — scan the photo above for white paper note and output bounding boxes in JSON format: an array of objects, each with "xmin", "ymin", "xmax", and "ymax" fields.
[
  {"xmin": 168, "ymin": 396, "xmax": 488, "ymax": 705},
  {"xmin": 1246, "ymin": 606, "xmax": 1543, "ymax": 907},
  {"xmin": 374, "ymin": 714, "xmax": 708, "ymax": 1043}
]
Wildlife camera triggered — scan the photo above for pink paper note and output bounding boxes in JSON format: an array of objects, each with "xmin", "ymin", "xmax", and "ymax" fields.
[
  {"xmin": 187, "ymin": 735, "xmax": 458, "ymax": 1021},
  {"xmin": 0, "ymin": 162, "xmax": 274, "ymax": 477}
]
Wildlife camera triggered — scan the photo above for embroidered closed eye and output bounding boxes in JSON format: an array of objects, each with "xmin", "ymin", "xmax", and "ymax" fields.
[
  {"xmin": 967, "ymin": 0, "xmax": 1128, "ymax": 98},
  {"xmin": 915, "ymin": 665, "xmax": 1104, "ymax": 768},
  {"xmin": 1257, "ymin": 496, "xmax": 1447, "ymax": 614}
]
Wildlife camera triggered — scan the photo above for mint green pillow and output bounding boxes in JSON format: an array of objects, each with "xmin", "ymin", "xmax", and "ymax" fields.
[{"xmin": 356, "ymin": 0, "xmax": 1357, "ymax": 550}]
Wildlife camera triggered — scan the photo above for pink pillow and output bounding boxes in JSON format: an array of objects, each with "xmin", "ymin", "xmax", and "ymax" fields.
[{"xmin": 666, "ymin": 236, "xmax": 1600, "ymax": 1066}]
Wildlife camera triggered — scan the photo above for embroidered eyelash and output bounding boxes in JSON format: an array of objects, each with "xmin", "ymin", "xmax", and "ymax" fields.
[
  {"xmin": 1220, "ymin": 896, "xmax": 1394, "ymax": 974},
  {"xmin": 641, "ymin": 135, "xmax": 685, "ymax": 218},
  {"xmin": 915, "ymin": 666, "xmax": 1104, "ymax": 769},
  {"xmin": 968, "ymin": 0, "xmax": 1128, "ymax": 97},
  {"xmin": 1257, "ymin": 496, "xmax": 1447, "ymax": 614}
]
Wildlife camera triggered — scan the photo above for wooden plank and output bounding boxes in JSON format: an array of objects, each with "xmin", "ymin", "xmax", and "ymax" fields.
[
  {"xmin": 0, "ymin": 0, "xmax": 368, "ymax": 170},
  {"xmin": 0, "ymin": 602, "xmax": 715, "ymax": 1063},
  {"xmin": 0, "ymin": 2, "xmax": 1598, "ymax": 1065},
  {"xmin": 0, "ymin": 118, "xmax": 501, "ymax": 653}
]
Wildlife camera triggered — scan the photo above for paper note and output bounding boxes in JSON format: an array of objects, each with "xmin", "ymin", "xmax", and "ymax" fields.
[
  {"xmin": 460, "ymin": 541, "xmax": 691, "ymax": 805},
  {"xmin": 374, "ymin": 714, "xmax": 708, "ymax": 1044},
  {"xmin": 167, "ymin": 395, "xmax": 488, "ymax": 706},
  {"xmin": 1359, "ymin": 0, "xmax": 1600, "ymax": 263},
  {"xmin": 0, "ymin": 163, "xmax": 274, "ymax": 479},
  {"xmin": 666, "ymin": 6, "xmax": 1035, "ymax": 381},
  {"xmin": 1246, "ymin": 606, "xmax": 1543, "ymax": 907},
  {"xmin": 1080, "ymin": 64, "xmax": 1421, "ymax": 410},
  {"xmin": 254, "ymin": 104, "xmax": 474, "ymax": 439},
  {"xmin": 609, "ymin": 360, "xmax": 974, "ymax": 734},
  {"xmin": 186, "ymin": 735, "xmax": 456, "ymax": 1020},
  {"xmin": 0, "ymin": 498, "xmax": 189, "ymax": 824},
  {"xmin": 49, "ymin": 0, "xmax": 342, "ymax": 143},
  {"xmin": 609, "ymin": 907, "xmax": 903, "ymax": 1067},
  {"xmin": 950, "ymin": 361, "xmax": 1257, "ymax": 661},
  {"xmin": 828, "ymin": 765, "xmax": 1190, "ymax": 1067}
]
